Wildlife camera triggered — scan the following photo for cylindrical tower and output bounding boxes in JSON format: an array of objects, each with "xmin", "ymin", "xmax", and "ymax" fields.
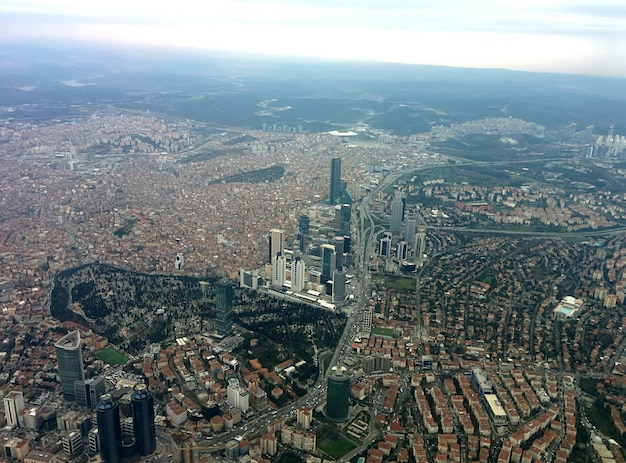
[
  {"xmin": 326, "ymin": 366, "xmax": 350, "ymax": 422},
  {"xmin": 132, "ymin": 384, "xmax": 156, "ymax": 456},
  {"xmin": 97, "ymin": 394, "xmax": 122, "ymax": 463}
]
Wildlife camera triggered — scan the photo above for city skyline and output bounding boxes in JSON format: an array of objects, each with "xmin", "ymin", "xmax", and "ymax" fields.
[{"xmin": 1, "ymin": 0, "xmax": 626, "ymax": 77}]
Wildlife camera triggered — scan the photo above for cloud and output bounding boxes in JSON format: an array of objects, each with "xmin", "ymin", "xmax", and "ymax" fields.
[{"xmin": 1, "ymin": 0, "xmax": 625, "ymax": 76}]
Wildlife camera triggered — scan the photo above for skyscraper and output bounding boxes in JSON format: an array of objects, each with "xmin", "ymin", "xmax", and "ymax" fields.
[
  {"xmin": 390, "ymin": 194, "xmax": 404, "ymax": 234},
  {"xmin": 269, "ymin": 228, "xmax": 285, "ymax": 263},
  {"xmin": 326, "ymin": 366, "xmax": 350, "ymax": 422},
  {"xmin": 334, "ymin": 204, "xmax": 351, "ymax": 236},
  {"xmin": 291, "ymin": 257, "xmax": 306, "ymax": 293},
  {"xmin": 272, "ymin": 253, "xmax": 286, "ymax": 287},
  {"xmin": 55, "ymin": 330, "xmax": 85, "ymax": 401},
  {"xmin": 404, "ymin": 218, "xmax": 416, "ymax": 245},
  {"xmin": 414, "ymin": 229, "xmax": 426, "ymax": 260},
  {"xmin": 97, "ymin": 394, "xmax": 123, "ymax": 463},
  {"xmin": 132, "ymin": 384, "xmax": 156, "ymax": 456},
  {"xmin": 329, "ymin": 157, "xmax": 342, "ymax": 205},
  {"xmin": 332, "ymin": 268, "xmax": 346, "ymax": 303},
  {"xmin": 215, "ymin": 278, "xmax": 234, "ymax": 337},
  {"xmin": 321, "ymin": 244, "xmax": 337, "ymax": 283},
  {"xmin": 298, "ymin": 215, "xmax": 310, "ymax": 252}
]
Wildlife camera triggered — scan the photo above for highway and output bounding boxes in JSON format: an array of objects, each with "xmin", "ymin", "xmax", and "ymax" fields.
[{"xmin": 176, "ymin": 167, "xmax": 411, "ymax": 461}]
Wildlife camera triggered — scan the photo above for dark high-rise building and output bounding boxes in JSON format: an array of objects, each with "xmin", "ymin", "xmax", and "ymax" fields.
[
  {"xmin": 298, "ymin": 214, "xmax": 310, "ymax": 235},
  {"xmin": 215, "ymin": 278, "xmax": 234, "ymax": 337},
  {"xmin": 321, "ymin": 244, "xmax": 336, "ymax": 283},
  {"xmin": 390, "ymin": 194, "xmax": 404, "ymax": 234},
  {"xmin": 132, "ymin": 384, "xmax": 156, "ymax": 456},
  {"xmin": 404, "ymin": 218, "xmax": 416, "ymax": 245},
  {"xmin": 298, "ymin": 214, "xmax": 310, "ymax": 252},
  {"xmin": 332, "ymin": 268, "xmax": 346, "ymax": 303},
  {"xmin": 268, "ymin": 228, "xmax": 285, "ymax": 263},
  {"xmin": 329, "ymin": 157, "xmax": 342, "ymax": 205},
  {"xmin": 97, "ymin": 394, "xmax": 122, "ymax": 463},
  {"xmin": 326, "ymin": 366, "xmax": 350, "ymax": 422},
  {"xmin": 334, "ymin": 204, "xmax": 351, "ymax": 236},
  {"xmin": 74, "ymin": 376, "xmax": 106, "ymax": 408},
  {"xmin": 55, "ymin": 330, "xmax": 85, "ymax": 401}
]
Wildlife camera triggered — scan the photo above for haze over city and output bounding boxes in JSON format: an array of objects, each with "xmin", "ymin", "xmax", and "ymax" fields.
[{"xmin": 2, "ymin": 0, "xmax": 626, "ymax": 76}]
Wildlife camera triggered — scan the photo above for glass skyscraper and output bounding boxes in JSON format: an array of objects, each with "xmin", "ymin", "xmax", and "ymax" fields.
[
  {"xmin": 97, "ymin": 394, "xmax": 122, "ymax": 463},
  {"xmin": 132, "ymin": 384, "xmax": 156, "ymax": 456},
  {"xmin": 326, "ymin": 366, "xmax": 350, "ymax": 422},
  {"xmin": 215, "ymin": 278, "xmax": 234, "ymax": 337},
  {"xmin": 55, "ymin": 330, "xmax": 85, "ymax": 401},
  {"xmin": 329, "ymin": 157, "xmax": 342, "ymax": 205}
]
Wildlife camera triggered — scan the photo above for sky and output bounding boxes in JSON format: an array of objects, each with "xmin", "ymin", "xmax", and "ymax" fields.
[{"xmin": 1, "ymin": 0, "xmax": 626, "ymax": 77}]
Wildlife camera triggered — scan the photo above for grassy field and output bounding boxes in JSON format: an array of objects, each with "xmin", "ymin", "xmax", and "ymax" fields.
[
  {"xmin": 372, "ymin": 327, "xmax": 394, "ymax": 338},
  {"xmin": 317, "ymin": 426, "xmax": 357, "ymax": 459},
  {"xmin": 96, "ymin": 347, "xmax": 129, "ymax": 366},
  {"xmin": 373, "ymin": 275, "xmax": 415, "ymax": 291}
]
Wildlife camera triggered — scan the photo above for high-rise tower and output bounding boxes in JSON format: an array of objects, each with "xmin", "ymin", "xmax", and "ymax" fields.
[
  {"xmin": 55, "ymin": 330, "xmax": 85, "ymax": 401},
  {"xmin": 272, "ymin": 253, "xmax": 286, "ymax": 287},
  {"xmin": 97, "ymin": 394, "xmax": 123, "ymax": 463},
  {"xmin": 321, "ymin": 244, "xmax": 337, "ymax": 283},
  {"xmin": 390, "ymin": 194, "xmax": 404, "ymax": 234},
  {"xmin": 132, "ymin": 384, "xmax": 156, "ymax": 456},
  {"xmin": 215, "ymin": 278, "xmax": 234, "ymax": 337},
  {"xmin": 291, "ymin": 257, "xmax": 306, "ymax": 293},
  {"xmin": 404, "ymin": 218, "xmax": 416, "ymax": 245},
  {"xmin": 414, "ymin": 229, "xmax": 426, "ymax": 260},
  {"xmin": 329, "ymin": 157, "xmax": 342, "ymax": 205},
  {"xmin": 332, "ymin": 268, "xmax": 346, "ymax": 303},
  {"xmin": 269, "ymin": 229, "xmax": 285, "ymax": 263},
  {"xmin": 334, "ymin": 204, "xmax": 351, "ymax": 236},
  {"xmin": 326, "ymin": 366, "xmax": 350, "ymax": 422}
]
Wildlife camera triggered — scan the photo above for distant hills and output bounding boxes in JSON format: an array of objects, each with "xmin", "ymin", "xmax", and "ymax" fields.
[{"xmin": 2, "ymin": 42, "xmax": 626, "ymax": 134}]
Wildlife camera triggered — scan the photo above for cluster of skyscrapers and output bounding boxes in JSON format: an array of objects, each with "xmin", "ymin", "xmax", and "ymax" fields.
[
  {"xmin": 51, "ymin": 330, "xmax": 156, "ymax": 463},
  {"xmin": 378, "ymin": 192, "xmax": 426, "ymax": 267}
]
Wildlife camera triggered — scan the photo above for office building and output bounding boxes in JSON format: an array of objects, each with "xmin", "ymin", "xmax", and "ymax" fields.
[
  {"xmin": 326, "ymin": 366, "xmax": 351, "ymax": 422},
  {"xmin": 269, "ymin": 228, "xmax": 285, "ymax": 263},
  {"xmin": 55, "ymin": 330, "xmax": 85, "ymax": 401},
  {"xmin": 321, "ymin": 244, "xmax": 337, "ymax": 283},
  {"xmin": 74, "ymin": 376, "xmax": 106, "ymax": 409},
  {"xmin": 379, "ymin": 233, "xmax": 392, "ymax": 257},
  {"xmin": 62, "ymin": 430, "xmax": 83, "ymax": 457},
  {"xmin": 3, "ymin": 391, "xmax": 24, "ymax": 428},
  {"xmin": 362, "ymin": 307, "xmax": 373, "ymax": 334},
  {"xmin": 226, "ymin": 379, "xmax": 250, "ymax": 413},
  {"xmin": 97, "ymin": 394, "xmax": 122, "ymax": 463},
  {"xmin": 334, "ymin": 204, "xmax": 351, "ymax": 236},
  {"xmin": 415, "ymin": 229, "xmax": 426, "ymax": 260},
  {"xmin": 390, "ymin": 194, "xmax": 404, "ymax": 233},
  {"xmin": 333, "ymin": 236, "xmax": 345, "ymax": 269},
  {"xmin": 404, "ymin": 218, "xmax": 416, "ymax": 244},
  {"xmin": 132, "ymin": 384, "xmax": 156, "ymax": 456},
  {"xmin": 397, "ymin": 241, "xmax": 408, "ymax": 261},
  {"xmin": 215, "ymin": 278, "xmax": 234, "ymax": 337},
  {"xmin": 272, "ymin": 253, "xmax": 286, "ymax": 287},
  {"xmin": 329, "ymin": 157, "xmax": 342, "ymax": 205},
  {"xmin": 240, "ymin": 269, "xmax": 260, "ymax": 290},
  {"xmin": 298, "ymin": 214, "xmax": 310, "ymax": 252},
  {"xmin": 332, "ymin": 268, "xmax": 346, "ymax": 303},
  {"xmin": 291, "ymin": 257, "xmax": 306, "ymax": 293},
  {"xmin": 88, "ymin": 427, "xmax": 100, "ymax": 454}
]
